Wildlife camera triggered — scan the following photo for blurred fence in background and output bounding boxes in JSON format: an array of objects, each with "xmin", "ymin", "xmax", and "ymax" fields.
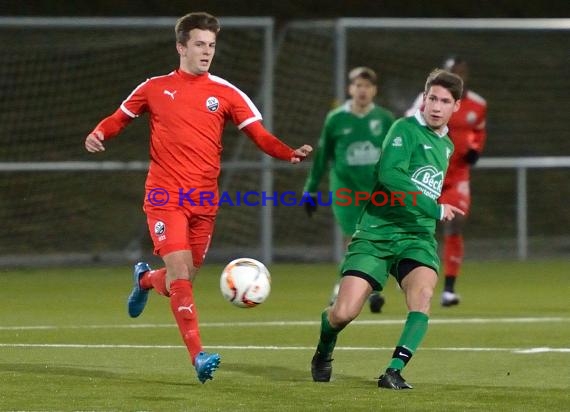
[{"xmin": 0, "ymin": 17, "xmax": 569, "ymax": 266}]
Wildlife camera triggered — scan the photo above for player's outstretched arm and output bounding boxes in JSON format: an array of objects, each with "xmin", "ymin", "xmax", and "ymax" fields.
[
  {"xmin": 440, "ymin": 204, "xmax": 465, "ymax": 222},
  {"xmin": 242, "ymin": 122, "xmax": 312, "ymax": 163},
  {"xmin": 84, "ymin": 108, "xmax": 133, "ymax": 153},
  {"xmin": 85, "ymin": 131, "xmax": 105, "ymax": 153}
]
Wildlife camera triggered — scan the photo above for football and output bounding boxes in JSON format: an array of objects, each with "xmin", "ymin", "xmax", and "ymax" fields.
[{"xmin": 220, "ymin": 258, "xmax": 271, "ymax": 308}]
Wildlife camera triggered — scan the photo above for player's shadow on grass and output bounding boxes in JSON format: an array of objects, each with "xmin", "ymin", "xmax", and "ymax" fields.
[
  {"xmin": 1, "ymin": 362, "xmax": 371, "ymax": 387},
  {"xmin": 223, "ymin": 361, "xmax": 370, "ymax": 385},
  {"xmin": 0, "ymin": 362, "xmax": 119, "ymax": 379},
  {"xmin": 0, "ymin": 362, "xmax": 190, "ymax": 388}
]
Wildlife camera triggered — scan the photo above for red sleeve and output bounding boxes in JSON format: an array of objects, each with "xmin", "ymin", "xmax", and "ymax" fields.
[
  {"xmin": 224, "ymin": 83, "xmax": 263, "ymax": 130},
  {"xmin": 471, "ymin": 105, "xmax": 487, "ymax": 153},
  {"xmin": 92, "ymin": 108, "xmax": 133, "ymax": 140},
  {"xmin": 91, "ymin": 79, "xmax": 150, "ymax": 140},
  {"xmin": 242, "ymin": 121, "xmax": 295, "ymax": 161},
  {"xmin": 120, "ymin": 79, "xmax": 149, "ymax": 119}
]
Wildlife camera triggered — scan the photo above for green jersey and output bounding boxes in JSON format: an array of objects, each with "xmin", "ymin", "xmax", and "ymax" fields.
[
  {"xmin": 355, "ymin": 111, "xmax": 454, "ymax": 237},
  {"xmin": 303, "ymin": 101, "xmax": 395, "ymax": 195}
]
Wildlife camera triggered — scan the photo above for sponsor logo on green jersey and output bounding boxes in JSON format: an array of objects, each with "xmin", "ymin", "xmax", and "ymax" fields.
[
  {"xmin": 391, "ymin": 136, "xmax": 403, "ymax": 147},
  {"xmin": 369, "ymin": 119, "xmax": 383, "ymax": 136},
  {"xmin": 346, "ymin": 141, "xmax": 381, "ymax": 166},
  {"xmin": 411, "ymin": 165, "xmax": 444, "ymax": 199}
]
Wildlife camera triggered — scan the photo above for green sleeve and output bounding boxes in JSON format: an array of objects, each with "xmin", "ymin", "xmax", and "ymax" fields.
[
  {"xmin": 303, "ymin": 115, "xmax": 334, "ymax": 194},
  {"xmin": 377, "ymin": 124, "xmax": 442, "ymax": 220},
  {"xmin": 384, "ymin": 111, "xmax": 396, "ymax": 139},
  {"xmin": 380, "ymin": 109, "xmax": 396, "ymax": 144},
  {"xmin": 387, "ymin": 110, "xmax": 396, "ymax": 125}
]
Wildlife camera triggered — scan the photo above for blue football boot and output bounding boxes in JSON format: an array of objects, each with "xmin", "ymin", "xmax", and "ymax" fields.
[
  {"xmin": 127, "ymin": 262, "xmax": 151, "ymax": 318},
  {"xmin": 194, "ymin": 352, "xmax": 221, "ymax": 384}
]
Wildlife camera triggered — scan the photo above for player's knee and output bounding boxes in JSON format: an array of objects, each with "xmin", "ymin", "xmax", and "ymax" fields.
[
  {"xmin": 188, "ymin": 266, "xmax": 199, "ymax": 281},
  {"xmin": 165, "ymin": 272, "xmax": 189, "ymax": 288},
  {"xmin": 418, "ymin": 285, "xmax": 434, "ymax": 302},
  {"xmin": 406, "ymin": 284, "xmax": 434, "ymax": 312},
  {"xmin": 329, "ymin": 303, "xmax": 358, "ymax": 327},
  {"xmin": 165, "ymin": 262, "xmax": 192, "ymax": 281}
]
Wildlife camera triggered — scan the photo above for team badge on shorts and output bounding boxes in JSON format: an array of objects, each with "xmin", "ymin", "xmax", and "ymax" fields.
[
  {"xmin": 206, "ymin": 97, "xmax": 219, "ymax": 112},
  {"xmin": 154, "ymin": 221, "xmax": 165, "ymax": 236}
]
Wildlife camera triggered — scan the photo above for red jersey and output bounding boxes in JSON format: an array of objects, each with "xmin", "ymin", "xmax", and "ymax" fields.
[
  {"xmin": 406, "ymin": 90, "xmax": 487, "ymax": 183},
  {"xmin": 92, "ymin": 69, "xmax": 293, "ymax": 214},
  {"xmin": 122, "ymin": 70, "xmax": 261, "ymax": 201}
]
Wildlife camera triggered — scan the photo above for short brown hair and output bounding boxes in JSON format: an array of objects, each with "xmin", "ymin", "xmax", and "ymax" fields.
[
  {"xmin": 424, "ymin": 69, "xmax": 463, "ymax": 101},
  {"xmin": 348, "ymin": 67, "xmax": 377, "ymax": 85},
  {"xmin": 175, "ymin": 12, "xmax": 220, "ymax": 45}
]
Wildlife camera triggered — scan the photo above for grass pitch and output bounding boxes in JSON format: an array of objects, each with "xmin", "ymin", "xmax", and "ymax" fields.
[{"xmin": 1, "ymin": 260, "xmax": 569, "ymax": 411}]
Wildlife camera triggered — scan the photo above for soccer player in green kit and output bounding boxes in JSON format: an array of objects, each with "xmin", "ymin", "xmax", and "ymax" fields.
[
  {"xmin": 311, "ymin": 68, "xmax": 465, "ymax": 389},
  {"xmin": 303, "ymin": 67, "xmax": 395, "ymax": 313}
]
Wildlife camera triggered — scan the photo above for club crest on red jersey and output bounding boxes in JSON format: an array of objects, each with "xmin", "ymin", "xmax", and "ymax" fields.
[
  {"xmin": 154, "ymin": 221, "xmax": 165, "ymax": 235},
  {"xmin": 206, "ymin": 97, "xmax": 219, "ymax": 112}
]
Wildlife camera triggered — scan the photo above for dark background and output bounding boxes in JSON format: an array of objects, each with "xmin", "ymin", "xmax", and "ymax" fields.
[
  {"xmin": 2, "ymin": 0, "xmax": 569, "ymax": 19},
  {"xmin": 1, "ymin": 1, "xmax": 569, "ymax": 262}
]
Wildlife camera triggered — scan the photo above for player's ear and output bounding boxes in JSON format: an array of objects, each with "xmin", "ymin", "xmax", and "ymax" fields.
[
  {"xmin": 453, "ymin": 99, "xmax": 461, "ymax": 113},
  {"xmin": 176, "ymin": 42, "xmax": 185, "ymax": 56}
]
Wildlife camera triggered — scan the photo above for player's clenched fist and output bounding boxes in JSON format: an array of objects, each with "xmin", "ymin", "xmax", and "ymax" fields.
[{"xmin": 85, "ymin": 131, "xmax": 105, "ymax": 153}]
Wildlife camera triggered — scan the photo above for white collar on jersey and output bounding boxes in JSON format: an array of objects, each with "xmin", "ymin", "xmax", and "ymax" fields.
[
  {"xmin": 414, "ymin": 110, "xmax": 449, "ymax": 138},
  {"xmin": 343, "ymin": 100, "xmax": 375, "ymax": 118}
]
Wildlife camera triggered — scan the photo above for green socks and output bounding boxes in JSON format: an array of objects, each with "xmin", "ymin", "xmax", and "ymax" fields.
[
  {"xmin": 316, "ymin": 309, "xmax": 429, "ymax": 369},
  {"xmin": 316, "ymin": 309, "xmax": 344, "ymax": 358},
  {"xmin": 388, "ymin": 311, "xmax": 429, "ymax": 370}
]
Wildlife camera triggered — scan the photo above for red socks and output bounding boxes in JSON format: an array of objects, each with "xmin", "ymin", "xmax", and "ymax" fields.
[
  {"xmin": 138, "ymin": 269, "xmax": 203, "ymax": 363},
  {"xmin": 443, "ymin": 234, "xmax": 464, "ymax": 277},
  {"xmin": 169, "ymin": 279, "xmax": 203, "ymax": 364},
  {"xmin": 140, "ymin": 268, "xmax": 169, "ymax": 296}
]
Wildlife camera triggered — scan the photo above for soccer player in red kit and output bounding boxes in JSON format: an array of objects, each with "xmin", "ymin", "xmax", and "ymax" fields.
[
  {"xmin": 406, "ymin": 56, "xmax": 487, "ymax": 306},
  {"xmin": 84, "ymin": 12, "xmax": 312, "ymax": 383}
]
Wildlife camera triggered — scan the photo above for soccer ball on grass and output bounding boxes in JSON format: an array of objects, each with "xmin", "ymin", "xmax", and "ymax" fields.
[{"xmin": 220, "ymin": 258, "xmax": 271, "ymax": 308}]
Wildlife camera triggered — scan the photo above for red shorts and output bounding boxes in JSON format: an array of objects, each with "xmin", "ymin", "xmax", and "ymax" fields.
[
  {"xmin": 145, "ymin": 207, "xmax": 215, "ymax": 267},
  {"xmin": 439, "ymin": 180, "xmax": 471, "ymax": 215}
]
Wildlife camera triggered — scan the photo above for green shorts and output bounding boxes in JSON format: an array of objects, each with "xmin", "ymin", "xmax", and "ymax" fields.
[{"xmin": 340, "ymin": 233, "xmax": 440, "ymax": 292}]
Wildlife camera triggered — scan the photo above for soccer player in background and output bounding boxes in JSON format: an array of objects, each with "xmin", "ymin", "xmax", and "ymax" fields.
[
  {"xmin": 406, "ymin": 56, "xmax": 487, "ymax": 306},
  {"xmin": 84, "ymin": 12, "xmax": 312, "ymax": 384},
  {"xmin": 303, "ymin": 67, "xmax": 395, "ymax": 313},
  {"xmin": 311, "ymin": 69, "xmax": 464, "ymax": 389}
]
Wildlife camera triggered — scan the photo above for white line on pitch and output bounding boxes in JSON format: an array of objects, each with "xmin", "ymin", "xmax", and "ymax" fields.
[
  {"xmin": 0, "ymin": 316, "xmax": 568, "ymax": 331},
  {"xmin": 0, "ymin": 343, "xmax": 568, "ymax": 354}
]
